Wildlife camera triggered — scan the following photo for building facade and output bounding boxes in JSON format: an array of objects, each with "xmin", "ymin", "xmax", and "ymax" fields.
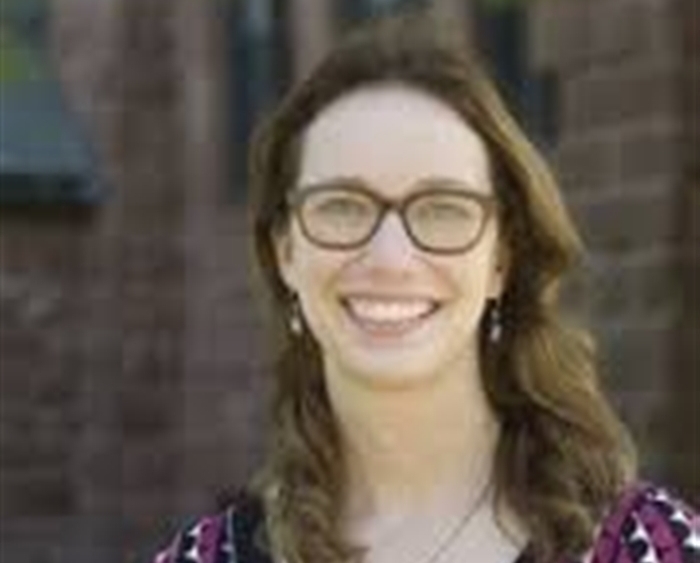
[{"xmin": 0, "ymin": 0, "xmax": 697, "ymax": 561}]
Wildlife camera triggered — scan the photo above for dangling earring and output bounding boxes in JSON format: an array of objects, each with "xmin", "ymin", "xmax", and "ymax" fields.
[
  {"xmin": 289, "ymin": 294, "xmax": 303, "ymax": 336},
  {"xmin": 488, "ymin": 299, "xmax": 502, "ymax": 344}
]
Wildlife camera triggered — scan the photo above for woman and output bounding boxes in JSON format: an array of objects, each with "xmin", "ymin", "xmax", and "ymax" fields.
[{"xmin": 153, "ymin": 14, "xmax": 698, "ymax": 563}]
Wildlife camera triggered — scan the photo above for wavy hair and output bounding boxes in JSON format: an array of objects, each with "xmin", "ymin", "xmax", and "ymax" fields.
[{"xmin": 247, "ymin": 14, "xmax": 636, "ymax": 563}]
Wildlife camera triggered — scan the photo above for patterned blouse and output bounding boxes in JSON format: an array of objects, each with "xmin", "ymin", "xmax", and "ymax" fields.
[{"xmin": 152, "ymin": 482, "xmax": 699, "ymax": 563}]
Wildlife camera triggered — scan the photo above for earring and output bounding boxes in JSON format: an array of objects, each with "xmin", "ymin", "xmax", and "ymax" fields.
[
  {"xmin": 488, "ymin": 299, "xmax": 502, "ymax": 344},
  {"xmin": 289, "ymin": 294, "xmax": 303, "ymax": 336}
]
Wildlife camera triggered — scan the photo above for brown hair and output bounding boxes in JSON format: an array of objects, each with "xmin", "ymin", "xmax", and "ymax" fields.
[{"xmin": 248, "ymin": 13, "xmax": 636, "ymax": 563}]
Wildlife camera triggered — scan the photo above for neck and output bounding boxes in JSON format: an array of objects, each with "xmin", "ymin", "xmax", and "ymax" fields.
[{"xmin": 325, "ymin": 352, "xmax": 500, "ymax": 525}]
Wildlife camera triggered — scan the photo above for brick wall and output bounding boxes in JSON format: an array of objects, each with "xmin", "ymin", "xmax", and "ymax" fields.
[
  {"xmin": 0, "ymin": 208, "xmax": 92, "ymax": 561},
  {"xmin": 176, "ymin": 0, "xmax": 270, "ymax": 519},
  {"xmin": 530, "ymin": 0, "xmax": 697, "ymax": 500},
  {"xmin": 672, "ymin": 0, "xmax": 700, "ymax": 499},
  {"xmin": 1, "ymin": 0, "xmax": 194, "ymax": 560},
  {"xmin": 0, "ymin": 1, "xmax": 696, "ymax": 562}
]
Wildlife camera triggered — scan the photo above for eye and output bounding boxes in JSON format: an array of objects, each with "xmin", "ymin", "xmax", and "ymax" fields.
[
  {"xmin": 410, "ymin": 194, "xmax": 480, "ymax": 223},
  {"xmin": 306, "ymin": 189, "xmax": 375, "ymax": 219},
  {"xmin": 422, "ymin": 202, "xmax": 472, "ymax": 219},
  {"xmin": 316, "ymin": 195, "xmax": 369, "ymax": 216}
]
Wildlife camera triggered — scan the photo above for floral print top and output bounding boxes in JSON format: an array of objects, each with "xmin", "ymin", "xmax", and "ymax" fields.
[{"xmin": 152, "ymin": 482, "xmax": 699, "ymax": 563}]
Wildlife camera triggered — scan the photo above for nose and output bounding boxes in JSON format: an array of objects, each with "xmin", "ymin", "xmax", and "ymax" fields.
[{"xmin": 363, "ymin": 210, "xmax": 416, "ymax": 266}]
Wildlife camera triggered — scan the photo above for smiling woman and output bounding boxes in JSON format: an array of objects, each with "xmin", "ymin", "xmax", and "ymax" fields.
[
  {"xmin": 152, "ymin": 13, "xmax": 699, "ymax": 563},
  {"xmin": 274, "ymin": 84, "xmax": 506, "ymax": 392}
]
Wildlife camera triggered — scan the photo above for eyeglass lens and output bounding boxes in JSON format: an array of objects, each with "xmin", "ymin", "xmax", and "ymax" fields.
[{"xmin": 296, "ymin": 184, "xmax": 490, "ymax": 253}]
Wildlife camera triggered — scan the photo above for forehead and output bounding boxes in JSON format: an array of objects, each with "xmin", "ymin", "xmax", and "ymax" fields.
[{"xmin": 297, "ymin": 83, "xmax": 492, "ymax": 194}]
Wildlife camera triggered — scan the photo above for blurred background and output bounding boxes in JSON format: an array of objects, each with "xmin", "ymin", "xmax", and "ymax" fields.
[{"xmin": 0, "ymin": 0, "xmax": 697, "ymax": 561}]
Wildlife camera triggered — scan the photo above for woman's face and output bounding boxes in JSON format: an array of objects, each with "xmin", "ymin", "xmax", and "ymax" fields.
[{"xmin": 275, "ymin": 84, "xmax": 507, "ymax": 389}]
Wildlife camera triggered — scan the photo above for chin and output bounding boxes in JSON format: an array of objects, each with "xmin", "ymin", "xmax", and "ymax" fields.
[
  {"xmin": 314, "ymin": 310, "xmax": 481, "ymax": 391},
  {"xmin": 334, "ymin": 347, "xmax": 455, "ymax": 391}
]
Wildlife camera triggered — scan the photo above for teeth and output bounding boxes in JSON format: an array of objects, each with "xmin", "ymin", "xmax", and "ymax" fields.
[{"xmin": 344, "ymin": 298, "xmax": 436, "ymax": 323}]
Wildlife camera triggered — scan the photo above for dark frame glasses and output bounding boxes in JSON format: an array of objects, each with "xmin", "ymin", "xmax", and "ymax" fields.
[{"xmin": 286, "ymin": 178, "xmax": 497, "ymax": 255}]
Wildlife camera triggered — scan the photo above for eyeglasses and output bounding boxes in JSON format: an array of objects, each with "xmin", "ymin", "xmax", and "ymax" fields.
[{"xmin": 287, "ymin": 178, "xmax": 497, "ymax": 254}]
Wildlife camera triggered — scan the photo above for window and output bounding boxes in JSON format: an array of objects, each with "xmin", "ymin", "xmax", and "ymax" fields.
[
  {"xmin": 474, "ymin": 1, "xmax": 558, "ymax": 146},
  {"xmin": 336, "ymin": 0, "xmax": 558, "ymax": 147},
  {"xmin": 228, "ymin": 0, "xmax": 290, "ymax": 199},
  {"xmin": 336, "ymin": 0, "xmax": 428, "ymax": 27},
  {"xmin": 0, "ymin": 0, "xmax": 103, "ymax": 206}
]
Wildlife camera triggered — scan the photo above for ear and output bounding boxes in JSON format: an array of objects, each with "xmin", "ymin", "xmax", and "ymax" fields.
[
  {"xmin": 488, "ymin": 240, "xmax": 511, "ymax": 300},
  {"xmin": 272, "ymin": 226, "xmax": 298, "ymax": 293}
]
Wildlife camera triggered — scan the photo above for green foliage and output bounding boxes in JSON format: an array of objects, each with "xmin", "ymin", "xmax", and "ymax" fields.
[
  {"xmin": 0, "ymin": 0, "xmax": 49, "ymax": 83},
  {"xmin": 0, "ymin": 24, "xmax": 47, "ymax": 82}
]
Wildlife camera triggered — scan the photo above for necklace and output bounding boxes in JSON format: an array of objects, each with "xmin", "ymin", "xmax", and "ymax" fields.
[{"xmin": 368, "ymin": 479, "xmax": 493, "ymax": 563}]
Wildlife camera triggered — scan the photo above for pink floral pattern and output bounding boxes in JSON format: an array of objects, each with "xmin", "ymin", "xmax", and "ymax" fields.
[{"xmin": 152, "ymin": 483, "xmax": 699, "ymax": 563}]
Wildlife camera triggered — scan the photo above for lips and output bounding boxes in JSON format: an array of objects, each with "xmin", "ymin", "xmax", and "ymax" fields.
[{"xmin": 340, "ymin": 295, "xmax": 441, "ymax": 336}]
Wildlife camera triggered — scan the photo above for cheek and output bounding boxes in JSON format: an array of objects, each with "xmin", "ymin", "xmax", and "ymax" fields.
[
  {"xmin": 294, "ymin": 252, "xmax": 349, "ymax": 349},
  {"xmin": 445, "ymin": 253, "xmax": 501, "ymax": 310},
  {"xmin": 285, "ymin": 224, "xmax": 327, "ymax": 291},
  {"xmin": 452, "ymin": 236, "xmax": 499, "ymax": 281},
  {"xmin": 292, "ymin": 238, "xmax": 344, "ymax": 308},
  {"xmin": 454, "ymin": 262, "xmax": 491, "ymax": 302}
]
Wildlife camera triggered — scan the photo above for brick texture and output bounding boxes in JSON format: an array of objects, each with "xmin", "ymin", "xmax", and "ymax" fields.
[
  {"xmin": 670, "ymin": 0, "xmax": 700, "ymax": 501},
  {"xmin": 530, "ymin": 0, "xmax": 697, "ymax": 503},
  {"xmin": 1, "ymin": 1, "xmax": 697, "ymax": 562}
]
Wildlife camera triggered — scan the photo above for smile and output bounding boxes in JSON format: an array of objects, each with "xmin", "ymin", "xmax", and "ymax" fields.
[{"xmin": 340, "ymin": 296, "xmax": 440, "ymax": 330}]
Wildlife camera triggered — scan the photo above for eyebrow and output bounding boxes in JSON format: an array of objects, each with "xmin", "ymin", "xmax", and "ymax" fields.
[{"xmin": 296, "ymin": 175, "xmax": 489, "ymax": 196}]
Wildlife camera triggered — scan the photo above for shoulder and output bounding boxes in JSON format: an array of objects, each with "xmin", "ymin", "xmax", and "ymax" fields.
[
  {"xmin": 151, "ymin": 491, "xmax": 273, "ymax": 563},
  {"xmin": 152, "ymin": 513, "xmax": 228, "ymax": 563},
  {"xmin": 590, "ymin": 482, "xmax": 699, "ymax": 563}
]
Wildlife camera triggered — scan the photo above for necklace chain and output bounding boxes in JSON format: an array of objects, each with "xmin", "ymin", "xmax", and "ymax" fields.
[{"xmin": 369, "ymin": 479, "xmax": 493, "ymax": 563}]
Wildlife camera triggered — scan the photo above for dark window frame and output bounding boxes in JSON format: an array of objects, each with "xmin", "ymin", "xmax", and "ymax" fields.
[
  {"xmin": 334, "ymin": 0, "xmax": 429, "ymax": 30},
  {"xmin": 227, "ymin": 0, "xmax": 291, "ymax": 201},
  {"xmin": 473, "ymin": 1, "xmax": 559, "ymax": 147},
  {"xmin": 335, "ymin": 0, "xmax": 559, "ymax": 147},
  {"xmin": 0, "ymin": 0, "xmax": 104, "ymax": 207}
]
